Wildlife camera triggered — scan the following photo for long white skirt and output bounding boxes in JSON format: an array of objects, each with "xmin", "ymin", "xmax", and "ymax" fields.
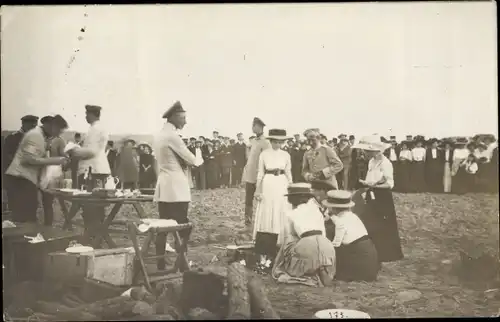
[{"xmin": 253, "ymin": 174, "xmax": 291, "ymax": 247}]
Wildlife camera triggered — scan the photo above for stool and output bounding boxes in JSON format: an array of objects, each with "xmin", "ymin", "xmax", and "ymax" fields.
[{"xmin": 127, "ymin": 222, "xmax": 193, "ymax": 294}]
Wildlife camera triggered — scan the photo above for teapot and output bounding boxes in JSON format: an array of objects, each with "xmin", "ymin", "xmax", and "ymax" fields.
[{"xmin": 104, "ymin": 175, "xmax": 120, "ymax": 190}]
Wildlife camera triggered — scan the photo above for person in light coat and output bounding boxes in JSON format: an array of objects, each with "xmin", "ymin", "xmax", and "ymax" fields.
[
  {"xmin": 72, "ymin": 105, "xmax": 111, "ymax": 186},
  {"xmin": 71, "ymin": 105, "xmax": 111, "ymax": 246},
  {"xmin": 153, "ymin": 101, "xmax": 203, "ymax": 270}
]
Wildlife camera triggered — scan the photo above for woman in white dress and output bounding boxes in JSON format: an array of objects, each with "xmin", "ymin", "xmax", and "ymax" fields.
[{"xmin": 253, "ymin": 129, "xmax": 293, "ymax": 248}]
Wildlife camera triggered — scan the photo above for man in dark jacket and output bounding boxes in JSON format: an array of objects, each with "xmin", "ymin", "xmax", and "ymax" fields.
[
  {"xmin": 231, "ymin": 133, "xmax": 247, "ymax": 186},
  {"xmin": 106, "ymin": 140, "xmax": 118, "ymax": 176}
]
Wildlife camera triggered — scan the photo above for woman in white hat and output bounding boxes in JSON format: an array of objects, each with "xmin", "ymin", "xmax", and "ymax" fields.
[
  {"xmin": 253, "ymin": 129, "xmax": 293, "ymax": 247},
  {"xmin": 352, "ymin": 135, "xmax": 404, "ymax": 263},
  {"xmin": 323, "ymin": 190, "xmax": 379, "ymax": 282},
  {"xmin": 272, "ymin": 183, "xmax": 336, "ymax": 287}
]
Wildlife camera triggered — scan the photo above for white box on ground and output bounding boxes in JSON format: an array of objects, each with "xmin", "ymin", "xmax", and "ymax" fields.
[{"xmin": 86, "ymin": 247, "xmax": 136, "ymax": 286}]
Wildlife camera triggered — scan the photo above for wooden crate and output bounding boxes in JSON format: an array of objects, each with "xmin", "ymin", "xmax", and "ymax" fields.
[
  {"xmin": 86, "ymin": 247, "xmax": 136, "ymax": 286},
  {"xmin": 44, "ymin": 251, "xmax": 91, "ymax": 284}
]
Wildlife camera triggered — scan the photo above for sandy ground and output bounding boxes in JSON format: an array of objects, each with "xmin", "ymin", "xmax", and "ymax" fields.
[{"xmin": 42, "ymin": 188, "xmax": 500, "ymax": 318}]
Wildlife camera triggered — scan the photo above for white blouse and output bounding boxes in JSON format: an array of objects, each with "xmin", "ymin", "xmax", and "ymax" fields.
[
  {"xmin": 430, "ymin": 148, "xmax": 437, "ymax": 159},
  {"xmin": 411, "ymin": 147, "xmax": 426, "ymax": 162},
  {"xmin": 330, "ymin": 210, "xmax": 368, "ymax": 247},
  {"xmin": 389, "ymin": 148, "xmax": 398, "ymax": 161},
  {"xmin": 399, "ymin": 150, "xmax": 413, "ymax": 161},
  {"xmin": 256, "ymin": 148, "xmax": 293, "ymax": 191},
  {"xmin": 444, "ymin": 149, "xmax": 451, "ymax": 161},
  {"xmin": 454, "ymin": 148, "xmax": 469, "ymax": 161},
  {"xmin": 365, "ymin": 155, "xmax": 394, "ymax": 189},
  {"xmin": 285, "ymin": 199, "xmax": 326, "ymax": 242}
]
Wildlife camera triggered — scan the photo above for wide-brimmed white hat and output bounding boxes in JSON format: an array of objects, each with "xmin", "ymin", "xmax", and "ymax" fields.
[
  {"xmin": 352, "ymin": 135, "xmax": 391, "ymax": 152},
  {"xmin": 322, "ymin": 190, "xmax": 355, "ymax": 209}
]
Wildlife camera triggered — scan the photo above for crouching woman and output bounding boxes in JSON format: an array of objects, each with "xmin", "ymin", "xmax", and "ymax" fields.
[
  {"xmin": 323, "ymin": 190, "xmax": 380, "ymax": 282},
  {"xmin": 272, "ymin": 183, "xmax": 337, "ymax": 287}
]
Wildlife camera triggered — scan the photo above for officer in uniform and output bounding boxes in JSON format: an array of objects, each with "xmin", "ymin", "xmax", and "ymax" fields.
[
  {"xmin": 302, "ymin": 128, "xmax": 344, "ymax": 189},
  {"xmin": 154, "ymin": 101, "xmax": 202, "ymax": 270},
  {"xmin": 3, "ymin": 115, "xmax": 39, "ymax": 210},
  {"xmin": 3, "ymin": 115, "xmax": 39, "ymax": 174}
]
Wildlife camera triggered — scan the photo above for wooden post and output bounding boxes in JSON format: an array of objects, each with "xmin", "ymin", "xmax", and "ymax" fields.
[{"xmin": 226, "ymin": 262, "xmax": 251, "ymax": 319}]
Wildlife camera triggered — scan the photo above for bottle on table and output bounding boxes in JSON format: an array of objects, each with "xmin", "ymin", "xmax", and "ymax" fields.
[{"xmin": 86, "ymin": 166, "xmax": 93, "ymax": 192}]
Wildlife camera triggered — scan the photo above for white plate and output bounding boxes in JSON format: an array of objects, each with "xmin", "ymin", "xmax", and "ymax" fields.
[
  {"xmin": 226, "ymin": 245, "xmax": 239, "ymax": 250},
  {"xmin": 65, "ymin": 246, "xmax": 94, "ymax": 254},
  {"xmin": 314, "ymin": 309, "xmax": 370, "ymax": 319}
]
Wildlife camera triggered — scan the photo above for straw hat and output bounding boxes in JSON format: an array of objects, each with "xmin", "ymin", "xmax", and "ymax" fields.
[
  {"xmin": 322, "ymin": 190, "xmax": 355, "ymax": 209},
  {"xmin": 267, "ymin": 129, "xmax": 291, "ymax": 141},
  {"xmin": 284, "ymin": 183, "xmax": 314, "ymax": 196},
  {"xmin": 304, "ymin": 128, "xmax": 321, "ymax": 138},
  {"xmin": 352, "ymin": 135, "xmax": 391, "ymax": 152}
]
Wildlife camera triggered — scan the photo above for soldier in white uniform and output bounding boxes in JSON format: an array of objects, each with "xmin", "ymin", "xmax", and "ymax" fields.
[
  {"xmin": 71, "ymin": 105, "xmax": 111, "ymax": 246},
  {"xmin": 154, "ymin": 101, "xmax": 203, "ymax": 270},
  {"xmin": 72, "ymin": 105, "xmax": 111, "ymax": 185}
]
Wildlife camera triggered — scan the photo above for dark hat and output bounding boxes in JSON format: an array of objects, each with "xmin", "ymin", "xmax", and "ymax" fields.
[
  {"xmin": 41, "ymin": 114, "xmax": 68, "ymax": 129},
  {"xmin": 267, "ymin": 129, "xmax": 290, "ymax": 140},
  {"xmin": 199, "ymin": 136, "xmax": 206, "ymax": 140},
  {"xmin": 107, "ymin": 140, "xmax": 114, "ymax": 146},
  {"xmin": 310, "ymin": 180, "xmax": 336, "ymax": 191},
  {"xmin": 400, "ymin": 140, "xmax": 412, "ymax": 147},
  {"xmin": 390, "ymin": 135, "xmax": 396, "ymax": 140},
  {"xmin": 237, "ymin": 132, "xmax": 243, "ymax": 136},
  {"xmin": 21, "ymin": 115, "xmax": 39, "ymax": 123},
  {"xmin": 253, "ymin": 117, "xmax": 266, "ymax": 127},
  {"xmin": 332, "ymin": 138, "xmax": 338, "ymax": 143},
  {"xmin": 349, "ymin": 135, "xmax": 355, "ymax": 140},
  {"xmin": 124, "ymin": 138, "xmax": 136, "ymax": 145},
  {"xmin": 428, "ymin": 138, "xmax": 439, "ymax": 144},
  {"xmin": 213, "ymin": 130, "xmax": 219, "ymax": 134},
  {"xmin": 284, "ymin": 183, "xmax": 314, "ymax": 196},
  {"xmin": 85, "ymin": 104, "xmax": 102, "ymax": 114},
  {"xmin": 406, "ymin": 135, "xmax": 413, "ymax": 140},
  {"xmin": 339, "ymin": 137, "xmax": 349, "ymax": 143},
  {"xmin": 189, "ymin": 137, "xmax": 196, "ymax": 141},
  {"xmin": 338, "ymin": 133, "xmax": 347, "ymax": 138},
  {"xmin": 162, "ymin": 101, "xmax": 185, "ymax": 119}
]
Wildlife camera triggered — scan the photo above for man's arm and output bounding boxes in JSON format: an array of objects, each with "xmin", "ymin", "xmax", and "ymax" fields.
[
  {"xmin": 73, "ymin": 127, "xmax": 108, "ymax": 160},
  {"xmin": 20, "ymin": 132, "xmax": 63, "ymax": 166},
  {"xmin": 321, "ymin": 146, "xmax": 344, "ymax": 178},
  {"xmin": 169, "ymin": 135, "xmax": 202, "ymax": 167}
]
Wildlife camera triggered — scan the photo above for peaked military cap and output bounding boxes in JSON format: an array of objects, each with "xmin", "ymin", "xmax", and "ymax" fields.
[
  {"xmin": 162, "ymin": 101, "xmax": 185, "ymax": 119},
  {"xmin": 21, "ymin": 115, "xmax": 39, "ymax": 123},
  {"xmin": 253, "ymin": 117, "xmax": 266, "ymax": 127},
  {"xmin": 85, "ymin": 105, "xmax": 102, "ymax": 114}
]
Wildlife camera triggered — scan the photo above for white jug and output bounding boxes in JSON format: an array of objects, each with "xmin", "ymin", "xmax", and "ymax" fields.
[{"xmin": 105, "ymin": 175, "xmax": 120, "ymax": 190}]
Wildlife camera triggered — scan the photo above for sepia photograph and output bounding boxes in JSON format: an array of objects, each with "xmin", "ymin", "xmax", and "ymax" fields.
[{"xmin": 1, "ymin": 2, "xmax": 498, "ymax": 319}]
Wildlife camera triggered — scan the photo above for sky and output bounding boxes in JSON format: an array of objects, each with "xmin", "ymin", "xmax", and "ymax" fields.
[{"xmin": 1, "ymin": 2, "xmax": 497, "ymax": 140}]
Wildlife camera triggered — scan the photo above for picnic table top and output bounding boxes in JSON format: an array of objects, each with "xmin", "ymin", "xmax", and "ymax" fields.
[{"xmin": 45, "ymin": 189, "xmax": 154, "ymax": 203}]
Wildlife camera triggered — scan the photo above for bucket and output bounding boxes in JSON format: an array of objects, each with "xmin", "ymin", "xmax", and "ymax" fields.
[{"xmin": 314, "ymin": 309, "xmax": 371, "ymax": 319}]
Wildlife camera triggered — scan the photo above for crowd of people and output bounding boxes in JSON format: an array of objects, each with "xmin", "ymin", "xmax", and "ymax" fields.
[{"xmin": 1, "ymin": 101, "xmax": 498, "ymax": 285}]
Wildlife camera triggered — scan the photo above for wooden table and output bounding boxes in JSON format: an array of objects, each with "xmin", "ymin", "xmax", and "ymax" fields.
[{"xmin": 45, "ymin": 189, "xmax": 154, "ymax": 249}]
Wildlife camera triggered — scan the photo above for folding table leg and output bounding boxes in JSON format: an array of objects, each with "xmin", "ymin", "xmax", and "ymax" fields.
[
  {"xmin": 92, "ymin": 203, "xmax": 123, "ymax": 248},
  {"xmin": 128, "ymin": 223, "xmax": 153, "ymax": 293},
  {"xmin": 132, "ymin": 202, "xmax": 147, "ymax": 219},
  {"xmin": 62, "ymin": 201, "xmax": 82, "ymax": 231}
]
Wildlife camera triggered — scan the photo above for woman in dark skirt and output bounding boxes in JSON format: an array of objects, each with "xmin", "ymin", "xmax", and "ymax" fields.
[
  {"xmin": 323, "ymin": 190, "xmax": 379, "ymax": 282},
  {"xmin": 410, "ymin": 138, "xmax": 427, "ymax": 193},
  {"xmin": 352, "ymin": 135, "xmax": 404, "ymax": 263},
  {"xmin": 204, "ymin": 140, "xmax": 220, "ymax": 189},
  {"xmin": 139, "ymin": 145, "xmax": 157, "ymax": 188},
  {"xmin": 396, "ymin": 141, "xmax": 413, "ymax": 193}
]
